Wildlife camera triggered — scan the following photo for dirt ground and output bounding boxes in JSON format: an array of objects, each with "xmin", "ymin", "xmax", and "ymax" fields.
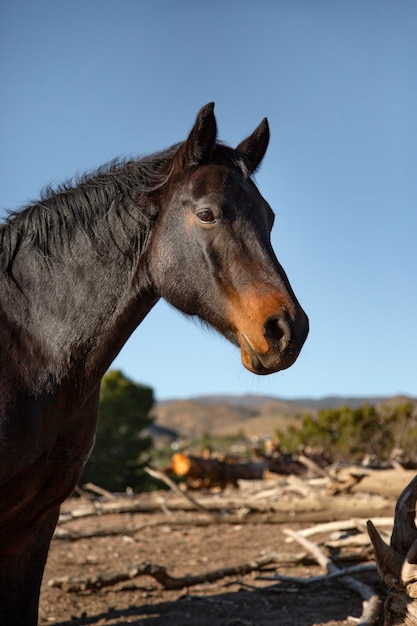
[{"xmin": 38, "ymin": 495, "xmax": 386, "ymax": 626}]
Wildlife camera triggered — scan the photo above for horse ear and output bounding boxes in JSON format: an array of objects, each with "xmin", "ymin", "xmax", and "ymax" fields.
[
  {"xmin": 174, "ymin": 102, "xmax": 217, "ymax": 170},
  {"xmin": 236, "ymin": 118, "xmax": 270, "ymax": 173}
]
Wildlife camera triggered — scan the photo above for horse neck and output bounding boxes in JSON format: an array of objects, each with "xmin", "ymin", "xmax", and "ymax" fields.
[{"xmin": 0, "ymin": 192, "xmax": 159, "ymax": 393}]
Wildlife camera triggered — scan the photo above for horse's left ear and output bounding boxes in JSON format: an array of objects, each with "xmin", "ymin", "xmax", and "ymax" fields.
[
  {"xmin": 174, "ymin": 102, "xmax": 217, "ymax": 170},
  {"xmin": 236, "ymin": 118, "xmax": 270, "ymax": 173}
]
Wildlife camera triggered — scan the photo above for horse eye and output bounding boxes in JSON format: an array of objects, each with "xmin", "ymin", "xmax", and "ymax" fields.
[{"xmin": 196, "ymin": 209, "xmax": 217, "ymax": 224}]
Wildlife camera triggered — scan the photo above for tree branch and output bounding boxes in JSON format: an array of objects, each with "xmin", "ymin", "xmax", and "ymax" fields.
[
  {"xmin": 284, "ymin": 528, "xmax": 380, "ymax": 626},
  {"xmin": 48, "ymin": 553, "xmax": 283, "ymax": 593}
]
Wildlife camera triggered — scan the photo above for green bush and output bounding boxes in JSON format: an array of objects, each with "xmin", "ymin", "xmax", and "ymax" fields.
[
  {"xmin": 278, "ymin": 402, "xmax": 416, "ymax": 463},
  {"xmin": 81, "ymin": 370, "xmax": 154, "ymax": 492}
]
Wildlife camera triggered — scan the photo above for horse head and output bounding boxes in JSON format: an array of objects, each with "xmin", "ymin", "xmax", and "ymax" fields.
[{"xmin": 147, "ymin": 103, "xmax": 309, "ymax": 375}]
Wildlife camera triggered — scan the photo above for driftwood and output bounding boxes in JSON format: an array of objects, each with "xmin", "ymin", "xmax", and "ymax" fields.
[
  {"xmin": 284, "ymin": 528, "xmax": 381, "ymax": 626},
  {"xmin": 368, "ymin": 473, "xmax": 417, "ymax": 626}
]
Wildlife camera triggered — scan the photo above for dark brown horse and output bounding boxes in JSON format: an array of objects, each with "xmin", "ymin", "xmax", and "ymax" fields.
[{"xmin": 0, "ymin": 103, "xmax": 308, "ymax": 625}]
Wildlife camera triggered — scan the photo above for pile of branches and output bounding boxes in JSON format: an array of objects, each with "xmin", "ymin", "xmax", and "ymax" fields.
[{"xmin": 164, "ymin": 448, "xmax": 331, "ymax": 490}]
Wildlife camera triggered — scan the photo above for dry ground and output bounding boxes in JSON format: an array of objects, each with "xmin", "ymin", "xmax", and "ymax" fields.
[{"xmin": 39, "ymin": 495, "xmax": 386, "ymax": 626}]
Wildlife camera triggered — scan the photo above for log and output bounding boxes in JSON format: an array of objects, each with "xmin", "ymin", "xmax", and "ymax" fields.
[
  {"xmin": 168, "ymin": 452, "xmax": 267, "ymax": 488},
  {"xmin": 368, "ymin": 473, "xmax": 417, "ymax": 625},
  {"xmin": 354, "ymin": 469, "xmax": 417, "ymax": 498}
]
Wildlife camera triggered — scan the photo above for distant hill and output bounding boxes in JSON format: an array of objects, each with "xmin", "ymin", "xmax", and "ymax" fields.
[
  {"xmin": 152, "ymin": 394, "xmax": 416, "ymax": 441},
  {"xmin": 187, "ymin": 394, "xmax": 395, "ymax": 410}
]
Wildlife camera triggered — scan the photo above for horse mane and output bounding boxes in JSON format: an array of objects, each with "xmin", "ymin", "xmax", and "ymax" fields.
[
  {"xmin": 0, "ymin": 142, "xmax": 250, "ymax": 276},
  {"xmin": 0, "ymin": 145, "xmax": 181, "ymax": 275}
]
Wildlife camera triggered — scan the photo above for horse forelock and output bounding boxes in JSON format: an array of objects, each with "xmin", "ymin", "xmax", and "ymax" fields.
[{"xmin": 210, "ymin": 143, "xmax": 252, "ymax": 179}]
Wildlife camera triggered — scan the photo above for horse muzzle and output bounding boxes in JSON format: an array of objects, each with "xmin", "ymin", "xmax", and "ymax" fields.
[{"xmin": 238, "ymin": 310, "xmax": 309, "ymax": 375}]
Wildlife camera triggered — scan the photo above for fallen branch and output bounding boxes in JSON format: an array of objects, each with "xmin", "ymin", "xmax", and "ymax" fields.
[
  {"xmin": 48, "ymin": 553, "xmax": 283, "ymax": 593},
  {"xmin": 285, "ymin": 528, "xmax": 380, "ymax": 626},
  {"xmin": 54, "ymin": 526, "xmax": 133, "ymax": 541},
  {"xmin": 257, "ymin": 563, "xmax": 377, "ymax": 586},
  {"xmin": 298, "ymin": 454, "xmax": 329, "ymax": 478},
  {"xmin": 59, "ymin": 488, "xmax": 395, "ymax": 525},
  {"xmin": 58, "ymin": 497, "xmax": 164, "ymax": 523},
  {"xmin": 285, "ymin": 517, "xmax": 393, "ymax": 541},
  {"xmin": 144, "ymin": 466, "xmax": 222, "ymax": 518},
  {"xmin": 143, "ymin": 555, "xmax": 279, "ymax": 590},
  {"xmin": 82, "ymin": 482, "xmax": 116, "ymax": 500}
]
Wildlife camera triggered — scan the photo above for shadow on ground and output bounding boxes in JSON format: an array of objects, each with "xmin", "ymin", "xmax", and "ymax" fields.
[{"xmin": 53, "ymin": 585, "xmax": 366, "ymax": 626}]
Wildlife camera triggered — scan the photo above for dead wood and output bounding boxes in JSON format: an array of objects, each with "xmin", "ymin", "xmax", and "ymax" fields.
[
  {"xmin": 59, "ymin": 483, "xmax": 395, "ymax": 526},
  {"xmin": 54, "ymin": 526, "xmax": 132, "ymax": 541},
  {"xmin": 167, "ymin": 448, "xmax": 336, "ymax": 490},
  {"xmin": 48, "ymin": 553, "xmax": 285, "ymax": 593},
  {"xmin": 144, "ymin": 466, "xmax": 222, "ymax": 518},
  {"xmin": 285, "ymin": 528, "xmax": 381, "ymax": 626},
  {"xmin": 326, "ymin": 532, "xmax": 379, "ymax": 549},
  {"xmin": 254, "ymin": 445, "xmax": 332, "ymax": 476},
  {"xmin": 258, "ymin": 563, "xmax": 377, "ymax": 586},
  {"xmin": 167, "ymin": 452, "xmax": 268, "ymax": 489},
  {"xmin": 285, "ymin": 517, "xmax": 394, "ymax": 541},
  {"xmin": 297, "ymin": 453, "xmax": 329, "ymax": 477},
  {"xmin": 82, "ymin": 482, "xmax": 117, "ymax": 499},
  {"xmin": 165, "ymin": 450, "xmax": 415, "ymax": 497},
  {"xmin": 368, "ymin": 473, "xmax": 417, "ymax": 625},
  {"xmin": 54, "ymin": 515, "xmax": 280, "ymax": 542},
  {"xmin": 58, "ymin": 467, "xmax": 412, "ymax": 526},
  {"xmin": 354, "ymin": 469, "xmax": 417, "ymax": 498},
  {"xmin": 58, "ymin": 496, "xmax": 165, "ymax": 523},
  {"xmin": 132, "ymin": 554, "xmax": 280, "ymax": 591},
  {"xmin": 326, "ymin": 465, "xmax": 370, "ymax": 494}
]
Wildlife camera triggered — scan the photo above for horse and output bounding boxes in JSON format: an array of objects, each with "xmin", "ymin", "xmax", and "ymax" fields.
[{"xmin": 0, "ymin": 102, "xmax": 308, "ymax": 625}]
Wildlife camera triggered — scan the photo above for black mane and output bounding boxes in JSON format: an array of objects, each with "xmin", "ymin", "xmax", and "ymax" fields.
[
  {"xmin": 0, "ymin": 142, "xmax": 250, "ymax": 276},
  {"xmin": 0, "ymin": 145, "xmax": 180, "ymax": 274}
]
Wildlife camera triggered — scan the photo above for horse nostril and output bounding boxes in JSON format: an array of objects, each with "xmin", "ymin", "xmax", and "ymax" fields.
[{"xmin": 263, "ymin": 315, "xmax": 291, "ymax": 352}]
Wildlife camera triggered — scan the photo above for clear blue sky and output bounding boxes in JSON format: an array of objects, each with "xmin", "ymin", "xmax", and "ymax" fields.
[{"xmin": 1, "ymin": 1, "xmax": 416, "ymax": 401}]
